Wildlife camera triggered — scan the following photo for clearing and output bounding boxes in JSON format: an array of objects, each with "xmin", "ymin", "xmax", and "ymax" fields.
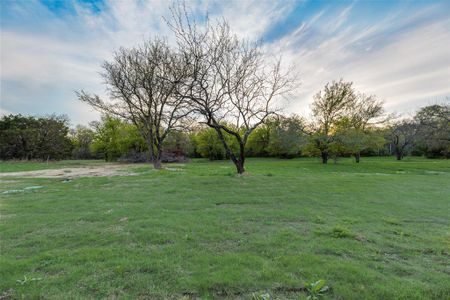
[{"xmin": 0, "ymin": 163, "xmax": 137, "ymax": 179}]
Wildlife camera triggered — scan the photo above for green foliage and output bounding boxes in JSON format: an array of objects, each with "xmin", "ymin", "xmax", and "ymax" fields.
[
  {"xmin": 0, "ymin": 114, "xmax": 72, "ymax": 160},
  {"xmin": 192, "ymin": 127, "xmax": 226, "ymax": 160},
  {"xmin": 69, "ymin": 125, "xmax": 96, "ymax": 159},
  {"xmin": 90, "ymin": 116, "xmax": 146, "ymax": 161},
  {"xmin": 309, "ymin": 80, "xmax": 386, "ymax": 163},
  {"xmin": 190, "ymin": 126, "xmax": 238, "ymax": 160},
  {"xmin": 246, "ymin": 125, "xmax": 271, "ymax": 157},
  {"xmin": 303, "ymin": 134, "xmax": 332, "ymax": 163},
  {"xmin": 267, "ymin": 116, "xmax": 307, "ymax": 158},
  {"xmin": 335, "ymin": 128, "xmax": 386, "ymax": 159},
  {"xmin": 305, "ymin": 279, "xmax": 330, "ymax": 300}
]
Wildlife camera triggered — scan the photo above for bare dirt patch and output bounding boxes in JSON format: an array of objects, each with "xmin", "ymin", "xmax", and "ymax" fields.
[{"xmin": 0, "ymin": 164, "xmax": 139, "ymax": 179}]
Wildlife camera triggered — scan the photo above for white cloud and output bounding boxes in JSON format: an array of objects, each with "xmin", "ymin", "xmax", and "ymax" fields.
[
  {"xmin": 270, "ymin": 3, "xmax": 450, "ymax": 118},
  {"xmin": 1, "ymin": 0, "xmax": 449, "ymax": 125}
]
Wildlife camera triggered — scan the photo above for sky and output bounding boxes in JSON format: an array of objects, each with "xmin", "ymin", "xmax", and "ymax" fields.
[{"xmin": 1, "ymin": 0, "xmax": 449, "ymax": 126}]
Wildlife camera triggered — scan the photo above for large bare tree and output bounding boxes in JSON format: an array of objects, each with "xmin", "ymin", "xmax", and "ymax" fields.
[
  {"xmin": 168, "ymin": 6, "xmax": 296, "ymax": 174},
  {"xmin": 78, "ymin": 38, "xmax": 190, "ymax": 169}
]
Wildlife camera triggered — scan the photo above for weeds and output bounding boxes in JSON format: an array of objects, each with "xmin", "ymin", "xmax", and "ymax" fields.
[
  {"xmin": 16, "ymin": 276, "xmax": 42, "ymax": 285},
  {"xmin": 330, "ymin": 226, "xmax": 355, "ymax": 238},
  {"xmin": 305, "ymin": 279, "xmax": 330, "ymax": 300}
]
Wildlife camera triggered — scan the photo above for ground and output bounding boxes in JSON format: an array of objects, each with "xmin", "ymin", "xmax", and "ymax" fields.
[{"xmin": 0, "ymin": 157, "xmax": 449, "ymax": 299}]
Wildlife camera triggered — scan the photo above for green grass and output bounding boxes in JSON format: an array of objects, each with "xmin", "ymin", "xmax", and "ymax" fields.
[{"xmin": 1, "ymin": 157, "xmax": 449, "ymax": 299}]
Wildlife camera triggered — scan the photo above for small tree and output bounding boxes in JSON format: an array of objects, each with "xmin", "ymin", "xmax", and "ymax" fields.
[
  {"xmin": 310, "ymin": 79, "xmax": 356, "ymax": 163},
  {"xmin": 337, "ymin": 94, "xmax": 386, "ymax": 162},
  {"xmin": 169, "ymin": 6, "xmax": 296, "ymax": 173},
  {"xmin": 336, "ymin": 128, "xmax": 385, "ymax": 162},
  {"xmin": 390, "ymin": 120, "xmax": 419, "ymax": 160},
  {"xmin": 69, "ymin": 125, "xmax": 96, "ymax": 159},
  {"xmin": 90, "ymin": 116, "xmax": 125, "ymax": 161},
  {"xmin": 414, "ymin": 103, "xmax": 450, "ymax": 158},
  {"xmin": 78, "ymin": 38, "xmax": 190, "ymax": 169}
]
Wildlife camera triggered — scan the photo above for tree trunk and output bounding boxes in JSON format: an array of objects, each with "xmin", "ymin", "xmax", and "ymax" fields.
[
  {"xmin": 146, "ymin": 136, "xmax": 163, "ymax": 170},
  {"xmin": 235, "ymin": 160, "xmax": 245, "ymax": 174},
  {"xmin": 396, "ymin": 151, "xmax": 402, "ymax": 160},
  {"xmin": 153, "ymin": 159, "xmax": 162, "ymax": 169},
  {"xmin": 355, "ymin": 152, "xmax": 360, "ymax": 163},
  {"xmin": 321, "ymin": 151, "xmax": 328, "ymax": 164},
  {"xmin": 235, "ymin": 141, "xmax": 246, "ymax": 174},
  {"xmin": 213, "ymin": 126, "xmax": 246, "ymax": 174},
  {"xmin": 152, "ymin": 146, "xmax": 163, "ymax": 170}
]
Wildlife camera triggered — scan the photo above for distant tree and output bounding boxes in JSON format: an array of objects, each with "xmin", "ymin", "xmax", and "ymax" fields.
[
  {"xmin": 90, "ymin": 116, "xmax": 147, "ymax": 162},
  {"xmin": 414, "ymin": 103, "xmax": 450, "ymax": 158},
  {"xmin": 336, "ymin": 95, "xmax": 386, "ymax": 162},
  {"xmin": 0, "ymin": 114, "xmax": 39, "ymax": 160},
  {"xmin": 90, "ymin": 116, "xmax": 123, "ymax": 161},
  {"xmin": 349, "ymin": 94, "xmax": 385, "ymax": 130},
  {"xmin": 78, "ymin": 38, "xmax": 190, "ymax": 169},
  {"xmin": 192, "ymin": 126, "xmax": 238, "ymax": 160},
  {"xmin": 389, "ymin": 120, "xmax": 419, "ymax": 160},
  {"xmin": 310, "ymin": 79, "xmax": 356, "ymax": 163},
  {"xmin": 169, "ymin": 6, "xmax": 296, "ymax": 173},
  {"xmin": 268, "ymin": 115, "xmax": 307, "ymax": 158},
  {"xmin": 194, "ymin": 128, "xmax": 227, "ymax": 160},
  {"xmin": 245, "ymin": 125, "xmax": 271, "ymax": 157},
  {"xmin": 336, "ymin": 128, "xmax": 385, "ymax": 162},
  {"xmin": 70, "ymin": 125, "xmax": 96, "ymax": 159},
  {"xmin": 36, "ymin": 115, "xmax": 72, "ymax": 161},
  {"xmin": 162, "ymin": 130, "xmax": 191, "ymax": 162},
  {"xmin": 0, "ymin": 114, "xmax": 71, "ymax": 161}
]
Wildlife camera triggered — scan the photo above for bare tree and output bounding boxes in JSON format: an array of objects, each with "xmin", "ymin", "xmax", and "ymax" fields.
[
  {"xmin": 77, "ymin": 38, "xmax": 190, "ymax": 169},
  {"xmin": 390, "ymin": 120, "xmax": 419, "ymax": 160},
  {"xmin": 168, "ymin": 5, "xmax": 296, "ymax": 173},
  {"xmin": 414, "ymin": 103, "xmax": 450, "ymax": 154},
  {"xmin": 350, "ymin": 94, "xmax": 385, "ymax": 130}
]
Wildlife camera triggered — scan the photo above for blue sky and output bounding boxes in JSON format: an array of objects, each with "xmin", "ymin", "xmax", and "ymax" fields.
[{"xmin": 1, "ymin": 0, "xmax": 449, "ymax": 125}]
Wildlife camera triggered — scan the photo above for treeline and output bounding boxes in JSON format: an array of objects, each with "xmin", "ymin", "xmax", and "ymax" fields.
[
  {"xmin": 1, "ymin": 102, "xmax": 448, "ymax": 162},
  {"xmin": 0, "ymin": 114, "xmax": 72, "ymax": 160}
]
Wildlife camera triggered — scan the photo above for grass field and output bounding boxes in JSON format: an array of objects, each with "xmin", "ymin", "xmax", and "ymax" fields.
[{"xmin": 1, "ymin": 157, "xmax": 449, "ymax": 299}]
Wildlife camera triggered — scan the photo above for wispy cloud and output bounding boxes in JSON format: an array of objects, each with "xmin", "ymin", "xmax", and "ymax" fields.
[
  {"xmin": 1, "ymin": 0, "xmax": 449, "ymax": 124},
  {"xmin": 270, "ymin": 1, "xmax": 450, "ymax": 117}
]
